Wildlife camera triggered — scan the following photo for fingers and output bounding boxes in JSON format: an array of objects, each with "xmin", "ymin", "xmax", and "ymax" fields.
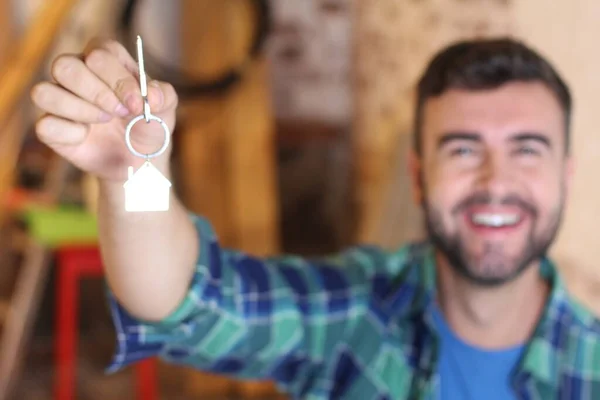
[
  {"xmin": 49, "ymin": 54, "xmax": 129, "ymax": 117},
  {"xmin": 31, "ymin": 82, "xmax": 113, "ymax": 123},
  {"xmin": 83, "ymin": 38, "xmax": 138, "ymax": 75},
  {"xmin": 96, "ymin": 39, "xmax": 139, "ymax": 75},
  {"xmin": 31, "ymin": 38, "xmax": 178, "ymax": 127},
  {"xmin": 50, "ymin": 39, "xmax": 174, "ymax": 116},
  {"xmin": 82, "ymin": 48, "xmax": 141, "ymax": 114},
  {"xmin": 85, "ymin": 39, "xmax": 177, "ymax": 114},
  {"xmin": 35, "ymin": 114, "xmax": 89, "ymax": 147}
]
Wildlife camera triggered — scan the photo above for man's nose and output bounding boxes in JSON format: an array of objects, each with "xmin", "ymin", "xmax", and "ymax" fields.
[{"xmin": 476, "ymin": 152, "xmax": 516, "ymax": 196}]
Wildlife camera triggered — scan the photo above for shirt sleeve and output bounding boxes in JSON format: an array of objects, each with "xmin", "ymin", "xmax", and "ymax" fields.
[{"xmin": 105, "ymin": 212, "xmax": 388, "ymax": 393}]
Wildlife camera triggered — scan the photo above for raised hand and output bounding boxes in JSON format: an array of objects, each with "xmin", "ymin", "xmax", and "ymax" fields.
[{"xmin": 30, "ymin": 38, "xmax": 178, "ymax": 181}]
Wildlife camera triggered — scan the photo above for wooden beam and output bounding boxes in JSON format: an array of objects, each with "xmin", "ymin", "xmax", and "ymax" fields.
[
  {"xmin": 179, "ymin": 1, "xmax": 280, "ymax": 397},
  {"xmin": 223, "ymin": 1, "xmax": 279, "ymax": 396},
  {"xmin": 179, "ymin": 0, "xmax": 235, "ymax": 245},
  {"xmin": 224, "ymin": 0, "xmax": 279, "ymax": 256},
  {"xmin": 0, "ymin": 0, "xmax": 77, "ymax": 123},
  {"xmin": 0, "ymin": 0, "xmax": 22, "ymax": 297},
  {"xmin": 225, "ymin": 57, "xmax": 279, "ymax": 255},
  {"xmin": 351, "ymin": 0, "xmax": 409, "ymax": 244},
  {"xmin": 0, "ymin": 241, "xmax": 50, "ymax": 400},
  {"xmin": 179, "ymin": 0, "xmax": 243, "ymax": 397},
  {"xmin": 0, "ymin": 0, "xmax": 78, "ymax": 227}
]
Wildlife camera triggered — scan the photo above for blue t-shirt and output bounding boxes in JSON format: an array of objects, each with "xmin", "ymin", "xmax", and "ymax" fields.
[{"xmin": 431, "ymin": 306, "xmax": 525, "ymax": 400}]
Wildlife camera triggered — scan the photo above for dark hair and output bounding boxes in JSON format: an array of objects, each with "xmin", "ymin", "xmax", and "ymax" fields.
[{"xmin": 413, "ymin": 37, "xmax": 572, "ymax": 155}]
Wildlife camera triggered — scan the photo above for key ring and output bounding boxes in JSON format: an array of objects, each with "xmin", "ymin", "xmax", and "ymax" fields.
[
  {"xmin": 123, "ymin": 35, "xmax": 173, "ymax": 213},
  {"xmin": 124, "ymin": 114, "xmax": 170, "ymax": 159},
  {"xmin": 124, "ymin": 35, "xmax": 170, "ymax": 160}
]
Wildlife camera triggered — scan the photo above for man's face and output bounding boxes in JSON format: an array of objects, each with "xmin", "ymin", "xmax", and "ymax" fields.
[{"xmin": 413, "ymin": 82, "xmax": 572, "ymax": 286}]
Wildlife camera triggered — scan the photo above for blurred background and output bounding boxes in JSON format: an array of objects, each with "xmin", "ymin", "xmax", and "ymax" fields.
[{"xmin": 0, "ymin": 0, "xmax": 599, "ymax": 399}]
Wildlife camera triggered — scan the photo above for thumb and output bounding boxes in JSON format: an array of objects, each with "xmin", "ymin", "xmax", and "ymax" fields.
[{"xmin": 147, "ymin": 80, "xmax": 178, "ymax": 114}]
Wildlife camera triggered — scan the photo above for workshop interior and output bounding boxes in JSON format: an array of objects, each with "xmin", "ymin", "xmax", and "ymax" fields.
[{"xmin": 0, "ymin": 0, "xmax": 599, "ymax": 399}]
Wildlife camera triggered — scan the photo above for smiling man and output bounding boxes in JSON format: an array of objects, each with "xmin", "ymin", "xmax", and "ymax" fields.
[
  {"xmin": 411, "ymin": 44, "xmax": 579, "ymax": 398},
  {"xmin": 31, "ymin": 36, "xmax": 600, "ymax": 399},
  {"xmin": 421, "ymin": 77, "xmax": 567, "ymax": 290}
]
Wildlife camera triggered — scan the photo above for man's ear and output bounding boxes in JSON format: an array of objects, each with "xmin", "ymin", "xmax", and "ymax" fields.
[{"xmin": 408, "ymin": 149, "xmax": 423, "ymax": 205}]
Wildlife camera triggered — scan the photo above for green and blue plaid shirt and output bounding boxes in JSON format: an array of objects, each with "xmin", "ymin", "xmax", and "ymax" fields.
[{"xmin": 107, "ymin": 213, "xmax": 600, "ymax": 399}]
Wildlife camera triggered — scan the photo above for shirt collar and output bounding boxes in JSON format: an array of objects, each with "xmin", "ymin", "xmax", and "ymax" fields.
[
  {"xmin": 517, "ymin": 257, "xmax": 600, "ymax": 389},
  {"xmin": 391, "ymin": 241, "xmax": 599, "ymax": 388}
]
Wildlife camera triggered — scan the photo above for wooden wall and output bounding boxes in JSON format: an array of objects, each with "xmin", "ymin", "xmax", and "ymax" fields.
[
  {"xmin": 356, "ymin": 0, "xmax": 513, "ymax": 244},
  {"xmin": 511, "ymin": 0, "xmax": 600, "ymax": 314}
]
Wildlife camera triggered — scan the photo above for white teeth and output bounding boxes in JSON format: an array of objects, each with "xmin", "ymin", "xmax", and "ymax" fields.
[{"xmin": 472, "ymin": 213, "xmax": 520, "ymax": 227}]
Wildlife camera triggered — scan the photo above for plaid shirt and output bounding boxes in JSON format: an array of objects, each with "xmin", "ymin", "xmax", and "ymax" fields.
[{"xmin": 106, "ymin": 214, "xmax": 600, "ymax": 399}]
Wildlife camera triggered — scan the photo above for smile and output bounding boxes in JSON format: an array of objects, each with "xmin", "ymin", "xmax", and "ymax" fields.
[{"xmin": 471, "ymin": 213, "xmax": 522, "ymax": 228}]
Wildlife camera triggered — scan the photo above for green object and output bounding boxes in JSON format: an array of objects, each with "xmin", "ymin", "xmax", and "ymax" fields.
[{"xmin": 21, "ymin": 206, "xmax": 98, "ymax": 247}]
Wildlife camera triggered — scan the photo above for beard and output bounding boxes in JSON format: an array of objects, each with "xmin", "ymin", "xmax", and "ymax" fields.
[{"xmin": 423, "ymin": 188, "xmax": 564, "ymax": 287}]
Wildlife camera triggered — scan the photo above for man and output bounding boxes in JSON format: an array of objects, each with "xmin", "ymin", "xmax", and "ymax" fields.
[{"xmin": 31, "ymin": 36, "xmax": 600, "ymax": 399}]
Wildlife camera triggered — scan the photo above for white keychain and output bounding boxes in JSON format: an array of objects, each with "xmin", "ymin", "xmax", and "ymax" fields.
[{"xmin": 123, "ymin": 35, "xmax": 172, "ymax": 212}]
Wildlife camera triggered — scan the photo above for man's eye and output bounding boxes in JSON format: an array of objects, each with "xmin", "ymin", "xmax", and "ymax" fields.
[
  {"xmin": 450, "ymin": 147, "xmax": 474, "ymax": 157},
  {"xmin": 516, "ymin": 146, "xmax": 540, "ymax": 156}
]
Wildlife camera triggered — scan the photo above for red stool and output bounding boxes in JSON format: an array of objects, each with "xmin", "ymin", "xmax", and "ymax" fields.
[{"xmin": 55, "ymin": 245, "xmax": 158, "ymax": 400}]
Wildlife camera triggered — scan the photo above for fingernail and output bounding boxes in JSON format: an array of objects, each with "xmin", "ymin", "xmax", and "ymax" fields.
[
  {"xmin": 123, "ymin": 94, "xmax": 139, "ymax": 113},
  {"xmin": 115, "ymin": 102, "xmax": 129, "ymax": 117}
]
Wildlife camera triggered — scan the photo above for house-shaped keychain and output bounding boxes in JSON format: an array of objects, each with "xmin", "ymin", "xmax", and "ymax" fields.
[
  {"xmin": 123, "ymin": 161, "xmax": 172, "ymax": 212},
  {"xmin": 122, "ymin": 36, "xmax": 173, "ymax": 213}
]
